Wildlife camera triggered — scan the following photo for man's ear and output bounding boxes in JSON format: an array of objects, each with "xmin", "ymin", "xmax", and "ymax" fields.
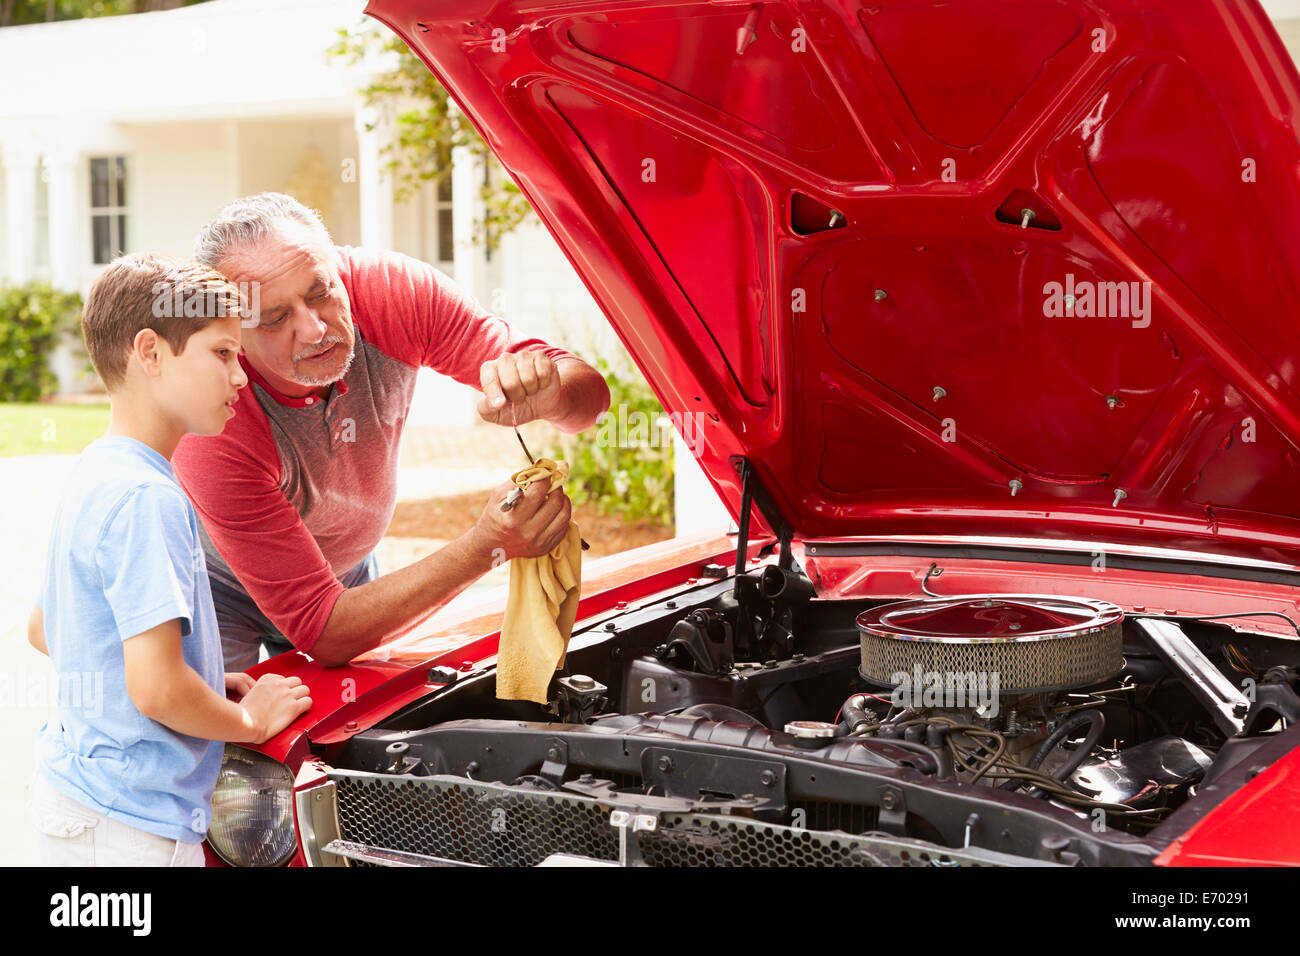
[{"xmin": 130, "ymin": 328, "xmax": 164, "ymax": 378}]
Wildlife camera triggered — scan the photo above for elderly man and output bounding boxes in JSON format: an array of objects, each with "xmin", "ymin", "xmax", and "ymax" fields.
[{"xmin": 172, "ymin": 192, "xmax": 610, "ymax": 670}]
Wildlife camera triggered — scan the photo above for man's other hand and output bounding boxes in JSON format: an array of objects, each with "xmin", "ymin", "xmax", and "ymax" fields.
[{"xmin": 470, "ymin": 478, "xmax": 573, "ymax": 562}]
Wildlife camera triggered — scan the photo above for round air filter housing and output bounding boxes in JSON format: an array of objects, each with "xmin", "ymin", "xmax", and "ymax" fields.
[{"xmin": 857, "ymin": 595, "xmax": 1124, "ymax": 695}]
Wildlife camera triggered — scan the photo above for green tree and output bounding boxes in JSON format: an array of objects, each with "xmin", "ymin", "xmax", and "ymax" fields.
[{"xmin": 328, "ymin": 24, "xmax": 533, "ymax": 252}]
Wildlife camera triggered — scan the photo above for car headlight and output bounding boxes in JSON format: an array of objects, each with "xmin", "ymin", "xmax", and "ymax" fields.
[{"xmin": 208, "ymin": 744, "xmax": 297, "ymax": 867}]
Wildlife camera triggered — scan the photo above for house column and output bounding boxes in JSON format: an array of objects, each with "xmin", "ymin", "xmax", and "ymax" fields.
[
  {"xmin": 450, "ymin": 143, "xmax": 479, "ymax": 300},
  {"xmin": 2, "ymin": 138, "xmax": 39, "ymax": 283},
  {"xmin": 44, "ymin": 146, "xmax": 80, "ymax": 290},
  {"xmin": 354, "ymin": 105, "xmax": 393, "ymax": 251}
]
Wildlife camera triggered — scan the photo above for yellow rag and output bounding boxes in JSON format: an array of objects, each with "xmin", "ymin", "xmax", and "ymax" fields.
[{"xmin": 495, "ymin": 458, "xmax": 582, "ymax": 703}]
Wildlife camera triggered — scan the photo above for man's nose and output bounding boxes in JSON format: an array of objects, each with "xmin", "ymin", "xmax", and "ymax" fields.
[{"xmin": 292, "ymin": 304, "xmax": 328, "ymax": 343}]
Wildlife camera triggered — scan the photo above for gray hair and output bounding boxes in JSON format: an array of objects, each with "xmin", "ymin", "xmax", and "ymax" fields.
[{"xmin": 194, "ymin": 192, "xmax": 332, "ymax": 268}]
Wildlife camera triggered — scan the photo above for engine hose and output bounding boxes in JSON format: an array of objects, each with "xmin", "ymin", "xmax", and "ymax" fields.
[
  {"xmin": 1027, "ymin": 709, "xmax": 1107, "ymax": 782},
  {"xmin": 839, "ymin": 694, "xmax": 878, "ymax": 735}
]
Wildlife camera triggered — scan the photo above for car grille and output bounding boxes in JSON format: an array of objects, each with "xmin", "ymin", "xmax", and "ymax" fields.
[
  {"xmin": 333, "ymin": 771, "xmax": 621, "ymax": 866},
  {"xmin": 639, "ymin": 814, "xmax": 881, "ymax": 866},
  {"xmin": 324, "ymin": 769, "xmax": 1009, "ymax": 867}
]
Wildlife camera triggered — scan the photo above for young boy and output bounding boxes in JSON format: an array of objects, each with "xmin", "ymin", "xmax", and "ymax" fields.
[{"xmin": 25, "ymin": 252, "xmax": 312, "ymax": 866}]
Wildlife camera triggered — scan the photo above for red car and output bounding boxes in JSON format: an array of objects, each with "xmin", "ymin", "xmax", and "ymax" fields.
[{"xmin": 205, "ymin": 0, "xmax": 1300, "ymax": 867}]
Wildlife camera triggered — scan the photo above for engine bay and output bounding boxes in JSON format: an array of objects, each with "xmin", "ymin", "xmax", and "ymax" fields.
[{"xmin": 320, "ymin": 563, "xmax": 1300, "ymax": 866}]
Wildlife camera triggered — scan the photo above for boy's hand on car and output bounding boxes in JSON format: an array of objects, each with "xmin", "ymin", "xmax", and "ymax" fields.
[
  {"xmin": 239, "ymin": 674, "xmax": 312, "ymax": 744},
  {"xmin": 224, "ymin": 672, "xmax": 255, "ymax": 699},
  {"xmin": 124, "ymin": 620, "xmax": 312, "ymax": 744}
]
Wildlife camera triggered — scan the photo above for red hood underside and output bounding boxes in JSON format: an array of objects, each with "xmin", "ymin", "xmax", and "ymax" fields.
[{"xmin": 368, "ymin": 0, "xmax": 1300, "ymax": 565}]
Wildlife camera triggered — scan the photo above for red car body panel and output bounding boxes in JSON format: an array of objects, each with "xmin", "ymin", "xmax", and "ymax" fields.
[
  {"xmin": 366, "ymin": 0, "xmax": 1300, "ymax": 568},
  {"xmin": 1155, "ymin": 746, "xmax": 1300, "ymax": 866},
  {"xmin": 800, "ymin": 543, "xmax": 1300, "ymax": 640}
]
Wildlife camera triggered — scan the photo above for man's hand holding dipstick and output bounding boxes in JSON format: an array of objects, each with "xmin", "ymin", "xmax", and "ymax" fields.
[{"xmin": 473, "ymin": 351, "xmax": 588, "ymax": 558}]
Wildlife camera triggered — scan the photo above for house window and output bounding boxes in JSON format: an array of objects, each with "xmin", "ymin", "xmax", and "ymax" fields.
[
  {"xmin": 35, "ymin": 160, "xmax": 50, "ymax": 271},
  {"xmin": 436, "ymin": 174, "xmax": 454, "ymax": 265},
  {"xmin": 90, "ymin": 156, "xmax": 128, "ymax": 264}
]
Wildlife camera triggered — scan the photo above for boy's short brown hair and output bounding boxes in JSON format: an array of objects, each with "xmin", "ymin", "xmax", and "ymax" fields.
[{"xmin": 83, "ymin": 253, "xmax": 243, "ymax": 392}]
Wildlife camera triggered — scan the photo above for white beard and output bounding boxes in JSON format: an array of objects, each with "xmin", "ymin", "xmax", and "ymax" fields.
[{"xmin": 291, "ymin": 340, "xmax": 355, "ymax": 387}]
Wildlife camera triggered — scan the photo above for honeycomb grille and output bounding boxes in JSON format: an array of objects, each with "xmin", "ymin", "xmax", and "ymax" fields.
[
  {"xmin": 327, "ymin": 772, "xmax": 1010, "ymax": 867},
  {"xmin": 642, "ymin": 815, "xmax": 872, "ymax": 866},
  {"xmin": 861, "ymin": 626, "xmax": 1122, "ymax": 693},
  {"xmin": 639, "ymin": 814, "xmax": 988, "ymax": 867},
  {"xmin": 331, "ymin": 771, "xmax": 619, "ymax": 866}
]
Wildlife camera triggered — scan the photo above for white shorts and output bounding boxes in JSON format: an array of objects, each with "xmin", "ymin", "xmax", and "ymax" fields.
[{"xmin": 26, "ymin": 772, "xmax": 206, "ymax": 867}]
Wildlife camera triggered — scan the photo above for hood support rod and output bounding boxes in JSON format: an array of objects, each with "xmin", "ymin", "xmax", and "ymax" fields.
[{"xmin": 731, "ymin": 457, "xmax": 794, "ymax": 590}]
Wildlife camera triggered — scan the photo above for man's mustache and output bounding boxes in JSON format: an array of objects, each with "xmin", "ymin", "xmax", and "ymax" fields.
[{"xmin": 293, "ymin": 336, "xmax": 347, "ymax": 362}]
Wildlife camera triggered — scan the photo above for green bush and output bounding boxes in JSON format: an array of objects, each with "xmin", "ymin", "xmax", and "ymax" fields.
[
  {"xmin": 544, "ymin": 347, "xmax": 675, "ymax": 527},
  {"xmin": 0, "ymin": 282, "xmax": 83, "ymax": 402}
]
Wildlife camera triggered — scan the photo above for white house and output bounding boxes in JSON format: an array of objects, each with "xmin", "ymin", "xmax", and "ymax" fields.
[
  {"xmin": 0, "ymin": 0, "xmax": 603, "ymax": 408},
  {"xmin": 0, "ymin": 0, "xmax": 728, "ymax": 532}
]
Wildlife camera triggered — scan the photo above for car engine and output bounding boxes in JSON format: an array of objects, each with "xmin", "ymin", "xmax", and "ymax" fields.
[{"xmin": 314, "ymin": 563, "xmax": 1300, "ymax": 867}]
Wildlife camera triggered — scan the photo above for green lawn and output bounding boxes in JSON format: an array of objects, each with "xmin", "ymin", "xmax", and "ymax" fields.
[{"xmin": 0, "ymin": 403, "xmax": 110, "ymax": 456}]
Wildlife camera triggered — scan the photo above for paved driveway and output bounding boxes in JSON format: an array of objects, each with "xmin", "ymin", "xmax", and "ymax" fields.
[{"xmin": 0, "ymin": 455, "xmax": 77, "ymax": 866}]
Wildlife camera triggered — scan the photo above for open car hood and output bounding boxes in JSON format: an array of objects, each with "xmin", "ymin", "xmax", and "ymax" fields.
[{"xmin": 367, "ymin": 0, "xmax": 1300, "ymax": 565}]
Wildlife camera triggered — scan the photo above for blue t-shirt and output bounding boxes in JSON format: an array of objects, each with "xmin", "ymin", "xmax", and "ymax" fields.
[{"xmin": 36, "ymin": 435, "xmax": 225, "ymax": 843}]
